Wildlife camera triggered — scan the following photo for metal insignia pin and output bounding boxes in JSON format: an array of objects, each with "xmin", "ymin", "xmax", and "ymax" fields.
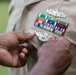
[
  {"xmin": 35, "ymin": 31, "xmax": 49, "ymax": 42},
  {"xmin": 46, "ymin": 9, "xmax": 66, "ymax": 18},
  {"xmin": 46, "ymin": 0, "xmax": 68, "ymax": 18}
]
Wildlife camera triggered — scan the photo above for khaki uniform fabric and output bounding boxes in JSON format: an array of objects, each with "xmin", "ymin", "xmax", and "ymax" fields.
[{"xmin": 6, "ymin": 0, "xmax": 76, "ymax": 75}]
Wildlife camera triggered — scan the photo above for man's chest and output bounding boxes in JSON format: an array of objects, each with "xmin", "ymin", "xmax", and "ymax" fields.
[{"xmin": 20, "ymin": 0, "xmax": 76, "ymax": 32}]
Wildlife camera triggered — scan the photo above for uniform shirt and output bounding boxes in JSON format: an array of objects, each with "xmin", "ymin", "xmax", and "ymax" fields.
[{"xmin": 6, "ymin": 0, "xmax": 76, "ymax": 75}]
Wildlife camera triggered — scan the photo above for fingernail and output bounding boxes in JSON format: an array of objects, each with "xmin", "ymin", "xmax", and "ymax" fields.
[
  {"xmin": 48, "ymin": 36, "xmax": 53, "ymax": 39},
  {"xmin": 28, "ymin": 31, "xmax": 35, "ymax": 35},
  {"xmin": 59, "ymin": 37, "xmax": 63, "ymax": 40}
]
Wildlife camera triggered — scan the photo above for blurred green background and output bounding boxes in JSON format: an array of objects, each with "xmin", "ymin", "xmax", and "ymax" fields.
[
  {"xmin": 0, "ymin": 0, "xmax": 10, "ymax": 75},
  {"xmin": 0, "ymin": 0, "xmax": 10, "ymax": 33}
]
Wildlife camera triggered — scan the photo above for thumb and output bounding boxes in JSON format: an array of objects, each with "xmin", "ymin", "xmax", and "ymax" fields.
[{"xmin": 13, "ymin": 31, "xmax": 35, "ymax": 44}]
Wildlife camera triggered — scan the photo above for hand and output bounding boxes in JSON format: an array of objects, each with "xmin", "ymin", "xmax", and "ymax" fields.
[
  {"xmin": 0, "ymin": 31, "xmax": 35, "ymax": 68},
  {"xmin": 38, "ymin": 37, "xmax": 73, "ymax": 75}
]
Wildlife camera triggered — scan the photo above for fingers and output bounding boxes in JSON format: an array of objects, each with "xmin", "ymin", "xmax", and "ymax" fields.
[
  {"xmin": 13, "ymin": 31, "xmax": 35, "ymax": 44},
  {"xmin": 21, "ymin": 48, "xmax": 29, "ymax": 56},
  {"xmin": 46, "ymin": 36, "xmax": 71, "ymax": 53},
  {"xmin": 19, "ymin": 48, "xmax": 28, "ymax": 67},
  {"xmin": 48, "ymin": 35, "xmax": 70, "ymax": 46},
  {"xmin": 57, "ymin": 37, "xmax": 71, "ymax": 49},
  {"xmin": 48, "ymin": 36, "xmax": 57, "ymax": 42},
  {"xmin": 19, "ymin": 42, "xmax": 37, "ymax": 53},
  {"xmin": 19, "ymin": 53, "xmax": 27, "ymax": 66}
]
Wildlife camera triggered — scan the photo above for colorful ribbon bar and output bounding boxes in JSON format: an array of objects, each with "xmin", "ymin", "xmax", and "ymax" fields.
[{"xmin": 34, "ymin": 13, "xmax": 69, "ymax": 36}]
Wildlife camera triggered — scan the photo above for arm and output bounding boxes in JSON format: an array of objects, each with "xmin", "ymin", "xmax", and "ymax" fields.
[{"xmin": 28, "ymin": 57, "xmax": 57, "ymax": 75}]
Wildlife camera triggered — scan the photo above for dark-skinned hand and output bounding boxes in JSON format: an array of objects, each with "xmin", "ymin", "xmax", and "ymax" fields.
[{"xmin": 0, "ymin": 31, "xmax": 35, "ymax": 68}]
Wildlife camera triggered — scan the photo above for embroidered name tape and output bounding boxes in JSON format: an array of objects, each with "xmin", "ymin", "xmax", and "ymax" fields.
[{"xmin": 34, "ymin": 13, "xmax": 69, "ymax": 36}]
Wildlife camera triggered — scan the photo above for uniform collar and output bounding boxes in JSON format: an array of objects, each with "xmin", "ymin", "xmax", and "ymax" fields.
[{"xmin": 25, "ymin": 0, "xmax": 43, "ymax": 6}]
